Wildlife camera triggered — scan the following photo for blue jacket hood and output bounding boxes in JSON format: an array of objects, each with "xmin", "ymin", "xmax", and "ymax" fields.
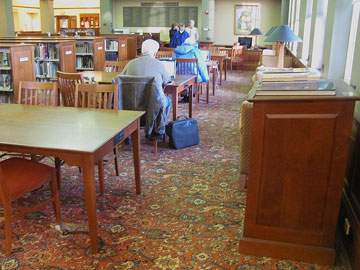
[{"xmin": 174, "ymin": 43, "xmax": 197, "ymax": 55}]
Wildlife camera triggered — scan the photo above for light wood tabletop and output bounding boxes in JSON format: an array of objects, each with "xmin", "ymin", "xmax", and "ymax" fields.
[
  {"xmin": 81, "ymin": 71, "xmax": 120, "ymax": 84},
  {"xmin": 0, "ymin": 104, "xmax": 145, "ymax": 254}
]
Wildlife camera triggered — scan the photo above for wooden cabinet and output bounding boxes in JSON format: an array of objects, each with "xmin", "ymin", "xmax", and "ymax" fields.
[
  {"xmin": 243, "ymin": 50, "xmax": 262, "ymax": 70},
  {"xmin": 0, "ymin": 44, "xmax": 35, "ymax": 103},
  {"xmin": 80, "ymin": 13, "xmax": 100, "ymax": 28},
  {"xmin": 240, "ymin": 81, "xmax": 360, "ymax": 265},
  {"xmin": 56, "ymin": 15, "xmax": 77, "ymax": 32},
  {"xmin": 59, "ymin": 41, "xmax": 76, "ymax": 73},
  {"xmin": 93, "ymin": 38, "xmax": 105, "ymax": 71},
  {"xmin": 339, "ymin": 103, "xmax": 360, "ymax": 269}
]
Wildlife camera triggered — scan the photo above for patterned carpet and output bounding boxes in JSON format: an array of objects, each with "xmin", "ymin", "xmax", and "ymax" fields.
[{"xmin": 0, "ymin": 71, "xmax": 352, "ymax": 269}]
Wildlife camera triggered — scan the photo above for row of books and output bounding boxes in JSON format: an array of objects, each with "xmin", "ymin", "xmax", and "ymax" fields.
[
  {"xmin": 34, "ymin": 44, "xmax": 59, "ymax": 60},
  {"xmin": 105, "ymin": 52, "xmax": 118, "ymax": 61},
  {"xmin": 0, "ymin": 74, "xmax": 12, "ymax": 90},
  {"xmin": 0, "ymin": 94, "xmax": 13, "ymax": 103},
  {"xmin": 76, "ymin": 56, "xmax": 94, "ymax": 69},
  {"xmin": 0, "ymin": 51, "xmax": 10, "ymax": 67},
  {"xmin": 35, "ymin": 62, "xmax": 59, "ymax": 79},
  {"xmin": 105, "ymin": 40, "xmax": 118, "ymax": 51},
  {"xmin": 255, "ymin": 67, "xmax": 336, "ymax": 96},
  {"xmin": 76, "ymin": 42, "xmax": 93, "ymax": 54}
]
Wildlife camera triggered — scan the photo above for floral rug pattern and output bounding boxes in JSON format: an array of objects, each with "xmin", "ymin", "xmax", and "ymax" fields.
[{"xmin": 0, "ymin": 71, "xmax": 352, "ymax": 269}]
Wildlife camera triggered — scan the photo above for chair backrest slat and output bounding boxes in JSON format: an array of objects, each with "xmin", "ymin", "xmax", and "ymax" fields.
[
  {"xmin": 18, "ymin": 81, "xmax": 58, "ymax": 106},
  {"xmin": 75, "ymin": 83, "xmax": 118, "ymax": 110},
  {"xmin": 104, "ymin": 60, "xmax": 130, "ymax": 72},
  {"xmin": 57, "ymin": 71, "xmax": 84, "ymax": 107}
]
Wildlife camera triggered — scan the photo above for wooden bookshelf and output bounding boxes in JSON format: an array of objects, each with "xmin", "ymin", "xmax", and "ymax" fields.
[
  {"xmin": 103, "ymin": 36, "xmax": 128, "ymax": 61},
  {"xmin": 0, "ymin": 44, "xmax": 35, "ymax": 103},
  {"xmin": 0, "ymin": 38, "xmax": 76, "ymax": 81}
]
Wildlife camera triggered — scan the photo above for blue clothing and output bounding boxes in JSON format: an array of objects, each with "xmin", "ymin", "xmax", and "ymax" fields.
[
  {"xmin": 173, "ymin": 43, "xmax": 210, "ymax": 84},
  {"xmin": 170, "ymin": 30, "xmax": 190, "ymax": 48},
  {"xmin": 164, "ymin": 96, "xmax": 172, "ymax": 119}
]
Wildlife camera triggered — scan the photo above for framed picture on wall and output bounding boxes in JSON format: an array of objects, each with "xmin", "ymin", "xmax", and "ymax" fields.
[{"xmin": 234, "ymin": 4, "xmax": 260, "ymax": 35}]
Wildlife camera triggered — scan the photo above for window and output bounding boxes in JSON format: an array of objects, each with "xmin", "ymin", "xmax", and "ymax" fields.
[
  {"xmin": 302, "ymin": 0, "xmax": 314, "ymax": 64},
  {"xmin": 344, "ymin": 1, "xmax": 360, "ymax": 83},
  {"xmin": 292, "ymin": 0, "xmax": 301, "ymax": 54},
  {"xmin": 311, "ymin": 0, "xmax": 329, "ymax": 70}
]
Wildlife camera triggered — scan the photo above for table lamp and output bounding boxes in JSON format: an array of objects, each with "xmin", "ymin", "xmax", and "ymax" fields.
[
  {"xmin": 264, "ymin": 25, "xmax": 302, "ymax": 68},
  {"xmin": 249, "ymin": 28, "xmax": 263, "ymax": 49}
]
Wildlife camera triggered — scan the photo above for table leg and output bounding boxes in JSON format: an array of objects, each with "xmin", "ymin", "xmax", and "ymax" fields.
[
  {"xmin": 212, "ymin": 68, "xmax": 216, "ymax": 96},
  {"xmin": 189, "ymin": 84, "xmax": 193, "ymax": 118},
  {"xmin": 219, "ymin": 59, "xmax": 223, "ymax": 85},
  {"xmin": 206, "ymin": 82, "xmax": 209, "ymax": 104},
  {"xmin": 82, "ymin": 155, "xmax": 98, "ymax": 254},
  {"xmin": 131, "ymin": 119, "xmax": 141, "ymax": 195},
  {"xmin": 55, "ymin": 157, "xmax": 62, "ymax": 190},
  {"xmin": 172, "ymin": 90, "xmax": 178, "ymax": 121},
  {"xmin": 224, "ymin": 59, "xmax": 227, "ymax": 81}
]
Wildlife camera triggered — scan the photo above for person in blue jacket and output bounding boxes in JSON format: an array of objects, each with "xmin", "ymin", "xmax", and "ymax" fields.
[
  {"xmin": 170, "ymin": 23, "xmax": 190, "ymax": 48},
  {"xmin": 173, "ymin": 38, "xmax": 210, "ymax": 97}
]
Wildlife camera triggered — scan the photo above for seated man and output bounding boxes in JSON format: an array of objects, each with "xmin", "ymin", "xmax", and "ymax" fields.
[
  {"xmin": 121, "ymin": 39, "xmax": 172, "ymax": 120},
  {"xmin": 173, "ymin": 38, "xmax": 209, "ymax": 102}
]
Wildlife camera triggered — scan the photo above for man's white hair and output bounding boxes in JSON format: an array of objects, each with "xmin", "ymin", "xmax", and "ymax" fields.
[
  {"xmin": 184, "ymin": 37, "xmax": 196, "ymax": 44},
  {"xmin": 141, "ymin": 39, "xmax": 159, "ymax": 56}
]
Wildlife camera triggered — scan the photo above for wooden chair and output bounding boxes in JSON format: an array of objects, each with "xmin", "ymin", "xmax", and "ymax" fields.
[
  {"xmin": 75, "ymin": 83, "xmax": 119, "ymax": 195},
  {"xmin": 175, "ymin": 58, "xmax": 210, "ymax": 104},
  {"xmin": 231, "ymin": 45, "xmax": 245, "ymax": 71},
  {"xmin": 161, "ymin": 47, "xmax": 175, "ymax": 51},
  {"xmin": 156, "ymin": 51, "xmax": 173, "ymax": 59},
  {"xmin": 0, "ymin": 158, "xmax": 61, "ymax": 256},
  {"xmin": 57, "ymin": 71, "xmax": 84, "ymax": 107},
  {"xmin": 18, "ymin": 81, "xmax": 58, "ymax": 106},
  {"xmin": 104, "ymin": 60, "xmax": 130, "ymax": 72}
]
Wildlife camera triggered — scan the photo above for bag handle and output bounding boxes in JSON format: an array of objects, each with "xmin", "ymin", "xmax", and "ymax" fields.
[{"xmin": 176, "ymin": 115, "xmax": 189, "ymax": 120}]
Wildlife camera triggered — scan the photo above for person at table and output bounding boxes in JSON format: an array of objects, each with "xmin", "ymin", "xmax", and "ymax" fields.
[
  {"xmin": 170, "ymin": 23, "xmax": 190, "ymax": 48},
  {"xmin": 185, "ymin": 19, "xmax": 199, "ymax": 43},
  {"xmin": 173, "ymin": 37, "xmax": 209, "ymax": 102},
  {"xmin": 121, "ymin": 39, "xmax": 172, "ymax": 119},
  {"xmin": 169, "ymin": 23, "xmax": 178, "ymax": 45}
]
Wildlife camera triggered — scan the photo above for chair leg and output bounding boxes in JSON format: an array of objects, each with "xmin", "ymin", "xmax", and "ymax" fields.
[
  {"xmin": 98, "ymin": 161, "xmax": 104, "ymax": 196},
  {"xmin": 206, "ymin": 82, "xmax": 209, "ymax": 104},
  {"xmin": 154, "ymin": 139, "xmax": 158, "ymax": 154},
  {"xmin": 49, "ymin": 174, "xmax": 61, "ymax": 225},
  {"xmin": 239, "ymin": 173, "xmax": 248, "ymax": 191},
  {"xmin": 54, "ymin": 157, "xmax": 61, "ymax": 190},
  {"xmin": 3, "ymin": 199, "xmax": 13, "ymax": 256},
  {"xmin": 113, "ymin": 147, "xmax": 119, "ymax": 176}
]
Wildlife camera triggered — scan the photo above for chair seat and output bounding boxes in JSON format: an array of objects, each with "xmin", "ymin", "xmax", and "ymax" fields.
[{"xmin": 0, "ymin": 158, "xmax": 55, "ymax": 200}]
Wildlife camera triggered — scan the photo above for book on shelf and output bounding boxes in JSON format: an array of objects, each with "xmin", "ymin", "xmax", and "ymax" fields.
[
  {"xmin": 105, "ymin": 40, "xmax": 118, "ymax": 51},
  {"xmin": 105, "ymin": 52, "xmax": 118, "ymax": 61},
  {"xmin": 0, "ymin": 51, "xmax": 11, "ymax": 67},
  {"xmin": 34, "ymin": 44, "xmax": 59, "ymax": 60},
  {"xmin": 76, "ymin": 42, "xmax": 93, "ymax": 54},
  {"xmin": 76, "ymin": 56, "xmax": 94, "ymax": 69},
  {"xmin": 0, "ymin": 74, "xmax": 12, "ymax": 90},
  {"xmin": 254, "ymin": 79, "xmax": 336, "ymax": 96}
]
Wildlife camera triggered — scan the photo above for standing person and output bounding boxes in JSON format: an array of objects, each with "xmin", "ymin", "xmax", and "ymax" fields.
[
  {"xmin": 169, "ymin": 23, "xmax": 178, "ymax": 45},
  {"xmin": 170, "ymin": 23, "xmax": 190, "ymax": 48},
  {"xmin": 185, "ymin": 19, "xmax": 199, "ymax": 42}
]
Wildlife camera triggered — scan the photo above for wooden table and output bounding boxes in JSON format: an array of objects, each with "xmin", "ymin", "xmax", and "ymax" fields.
[
  {"xmin": 240, "ymin": 81, "xmax": 360, "ymax": 265},
  {"xmin": 81, "ymin": 71, "xmax": 120, "ymax": 83},
  {"xmin": 211, "ymin": 52, "xmax": 227, "ymax": 85},
  {"xmin": 164, "ymin": 74, "xmax": 196, "ymax": 121},
  {"xmin": 80, "ymin": 72, "xmax": 196, "ymax": 122},
  {"xmin": 207, "ymin": 61, "xmax": 218, "ymax": 96},
  {"xmin": 0, "ymin": 104, "xmax": 144, "ymax": 254}
]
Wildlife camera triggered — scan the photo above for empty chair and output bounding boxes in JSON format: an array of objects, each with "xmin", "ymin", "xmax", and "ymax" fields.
[
  {"xmin": 175, "ymin": 58, "xmax": 210, "ymax": 104},
  {"xmin": 104, "ymin": 60, "xmax": 130, "ymax": 72},
  {"xmin": 0, "ymin": 158, "xmax": 61, "ymax": 256},
  {"xmin": 231, "ymin": 45, "xmax": 245, "ymax": 71},
  {"xmin": 18, "ymin": 81, "xmax": 58, "ymax": 106},
  {"xmin": 57, "ymin": 71, "xmax": 84, "ymax": 107},
  {"xmin": 75, "ymin": 83, "xmax": 119, "ymax": 195},
  {"xmin": 156, "ymin": 51, "xmax": 174, "ymax": 59}
]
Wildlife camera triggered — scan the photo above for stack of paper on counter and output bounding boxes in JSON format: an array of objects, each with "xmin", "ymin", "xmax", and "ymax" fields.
[
  {"xmin": 254, "ymin": 79, "xmax": 336, "ymax": 96},
  {"xmin": 261, "ymin": 69, "xmax": 321, "ymax": 82}
]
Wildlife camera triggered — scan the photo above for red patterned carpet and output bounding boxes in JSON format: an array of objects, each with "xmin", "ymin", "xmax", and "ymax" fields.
[{"xmin": 0, "ymin": 71, "xmax": 352, "ymax": 269}]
